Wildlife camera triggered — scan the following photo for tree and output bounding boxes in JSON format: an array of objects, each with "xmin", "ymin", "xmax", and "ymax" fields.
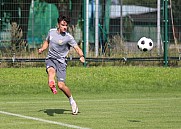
[
  {"xmin": 1, "ymin": 0, "xmax": 32, "ymax": 51},
  {"xmin": 1, "ymin": 0, "xmax": 82, "ymax": 51},
  {"xmin": 171, "ymin": 0, "xmax": 181, "ymax": 25}
]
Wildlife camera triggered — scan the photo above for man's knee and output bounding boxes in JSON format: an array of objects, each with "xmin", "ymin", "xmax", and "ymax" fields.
[
  {"xmin": 58, "ymin": 82, "xmax": 65, "ymax": 90},
  {"xmin": 47, "ymin": 67, "xmax": 55, "ymax": 74}
]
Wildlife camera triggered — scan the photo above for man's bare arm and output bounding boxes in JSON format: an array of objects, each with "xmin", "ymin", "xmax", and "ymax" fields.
[
  {"xmin": 38, "ymin": 40, "xmax": 49, "ymax": 54},
  {"xmin": 73, "ymin": 45, "xmax": 85, "ymax": 63}
]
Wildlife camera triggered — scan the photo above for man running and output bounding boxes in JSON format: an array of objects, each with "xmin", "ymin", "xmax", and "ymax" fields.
[{"xmin": 38, "ymin": 15, "xmax": 85, "ymax": 115}]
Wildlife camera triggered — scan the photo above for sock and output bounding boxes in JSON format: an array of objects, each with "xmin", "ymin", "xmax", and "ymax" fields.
[{"xmin": 69, "ymin": 96, "xmax": 74, "ymax": 105}]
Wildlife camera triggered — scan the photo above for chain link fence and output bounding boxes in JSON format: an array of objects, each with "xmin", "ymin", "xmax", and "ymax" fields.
[{"xmin": 0, "ymin": 0, "xmax": 181, "ymax": 67}]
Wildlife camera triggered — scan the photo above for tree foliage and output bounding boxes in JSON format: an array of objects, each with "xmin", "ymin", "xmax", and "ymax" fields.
[
  {"xmin": 1, "ymin": 0, "xmax": 181, "ymax": 51},
  {"xmin": 171, "ymin": 0, "xmax": 181, "ymax": 25},
  {"xmin": 123, "ymin": 0, "xmax": 181, "ymax": 31},
  {"xmin": 1, "ymin": 0, "xmax": 82, "ymax": 51}
]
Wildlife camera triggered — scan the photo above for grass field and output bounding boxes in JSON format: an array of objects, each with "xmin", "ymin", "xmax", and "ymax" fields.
[{"xmin": 0, "ymin": 66, "xmax": 181, "ymax": 129}]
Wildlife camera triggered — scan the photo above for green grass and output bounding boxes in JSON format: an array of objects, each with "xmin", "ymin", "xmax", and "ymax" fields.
[{"xmin": 0, "ymin": 66, "xmax": 181, "ymax": 129}]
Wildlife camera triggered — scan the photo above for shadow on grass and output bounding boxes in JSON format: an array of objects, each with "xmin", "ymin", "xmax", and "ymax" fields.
[{"xmin": 39, "ymin": 109, "xmax": 71, "ymax": 116}]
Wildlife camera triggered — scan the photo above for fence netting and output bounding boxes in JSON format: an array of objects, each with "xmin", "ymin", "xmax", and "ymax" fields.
[{"xmin": 0, "ymin": 0, "xmax": 181, "ymax": 66}]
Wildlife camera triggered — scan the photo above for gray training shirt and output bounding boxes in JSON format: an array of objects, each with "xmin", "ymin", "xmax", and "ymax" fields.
[{"xmin": 46, "ymin": 28, "xmax": 77, "ymax": 64}]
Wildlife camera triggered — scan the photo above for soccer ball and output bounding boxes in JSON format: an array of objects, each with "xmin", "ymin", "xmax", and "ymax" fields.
[{"xmin": 137, "ymin": 37, "xmax": 154, "ymax": 52}]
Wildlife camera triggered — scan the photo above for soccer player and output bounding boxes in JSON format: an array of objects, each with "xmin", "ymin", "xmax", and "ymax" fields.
[{"xmin": 38, "ymin": 15, "xmax": 85, "ymax": 115}]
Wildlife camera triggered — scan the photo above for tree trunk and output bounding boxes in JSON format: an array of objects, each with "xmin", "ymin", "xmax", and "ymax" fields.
[{"xmin": 19, "ymin": 0, "xmax": 31, "ymax": 45}]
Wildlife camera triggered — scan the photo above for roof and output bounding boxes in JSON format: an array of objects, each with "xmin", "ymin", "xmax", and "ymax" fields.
[{"xmin": 110, "ymin": 5, "xmax": 157, "ymax": 18}]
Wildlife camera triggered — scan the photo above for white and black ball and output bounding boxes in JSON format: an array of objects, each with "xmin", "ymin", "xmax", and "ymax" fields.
[{"xmin": 137, "ymin": 37, "xmax": 154, "ymax": 52}]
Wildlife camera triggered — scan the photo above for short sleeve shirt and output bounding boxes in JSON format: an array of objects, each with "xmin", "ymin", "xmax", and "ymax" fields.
[{"xmin": 46, "ymin": 28, "xmax": 77, "ymax": 64}]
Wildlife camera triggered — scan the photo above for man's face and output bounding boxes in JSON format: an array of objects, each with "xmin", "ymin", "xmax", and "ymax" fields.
[{"xmin": 58, "ymin": 20, "xmax": 68, "ymax": 33}]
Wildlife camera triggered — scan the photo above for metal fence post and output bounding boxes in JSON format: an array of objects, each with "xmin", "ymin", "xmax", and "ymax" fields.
[{"xmin": 163, "ymin": 0, "xmax": 168, "ymax": 66}]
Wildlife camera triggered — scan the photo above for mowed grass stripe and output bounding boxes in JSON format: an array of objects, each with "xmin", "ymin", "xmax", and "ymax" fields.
[
  {"xmin": 1, "ymin": 94, "xmax": 180, "ymax": 129},
  {"xmin": 0, "ymin": 67, "xmax": 181, "ymax": 129},
  {"xmin": 0, "ymin": 97, "xmax": 180, "ymax": 104},
  {"xmin": 0, "ymin": 111, "xmax": 91, "ymax": 129}
]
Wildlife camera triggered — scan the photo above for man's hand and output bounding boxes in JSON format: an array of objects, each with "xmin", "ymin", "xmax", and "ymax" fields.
[
  {"xmin": 79, "ymin": 56, "xmax": 85, "ymax": 63},
  {"xmin": 38, "ymin": 48, "xmax": 43, "ymax": 54},
  {"xmin": 38, "ymin": 41, "xmax": 49, "ymax": 54}
]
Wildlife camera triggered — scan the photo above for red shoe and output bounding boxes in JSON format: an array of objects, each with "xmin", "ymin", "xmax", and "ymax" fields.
[{"xmin": 49, "ymin": 81, "xmax": 57, "ymax": 94}]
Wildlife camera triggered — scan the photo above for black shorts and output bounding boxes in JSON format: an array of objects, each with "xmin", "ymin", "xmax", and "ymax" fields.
[{"xmin": 45, "ymin": 58, "xmax": 67, "ymax": 82}]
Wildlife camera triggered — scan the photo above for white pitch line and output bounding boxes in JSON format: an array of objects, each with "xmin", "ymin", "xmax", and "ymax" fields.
[
  {"xmin": 0, "ymin": 97, "xmax": 180, "ymax": 104},
  {"xmin": 0, "ymin": 111, "xmax": 90, "ymax": 129}
]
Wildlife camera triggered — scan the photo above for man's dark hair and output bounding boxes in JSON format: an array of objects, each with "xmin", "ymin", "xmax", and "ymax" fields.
[{"xmin": 57, "ymin": 15, "xmax": 70, "ymax": 24}]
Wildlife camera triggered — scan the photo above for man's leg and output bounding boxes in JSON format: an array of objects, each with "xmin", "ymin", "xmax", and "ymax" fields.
[
  {"xmin": 58, "ymin": 82, "xmax": 78, "ymax": 115},
  {"xmin": 47, "ymin": 67, "xmax": 57, "ymax": 94},
  {"xmin": 58, "ymin": 82, "xmax": 71, "ymax": 97}
]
